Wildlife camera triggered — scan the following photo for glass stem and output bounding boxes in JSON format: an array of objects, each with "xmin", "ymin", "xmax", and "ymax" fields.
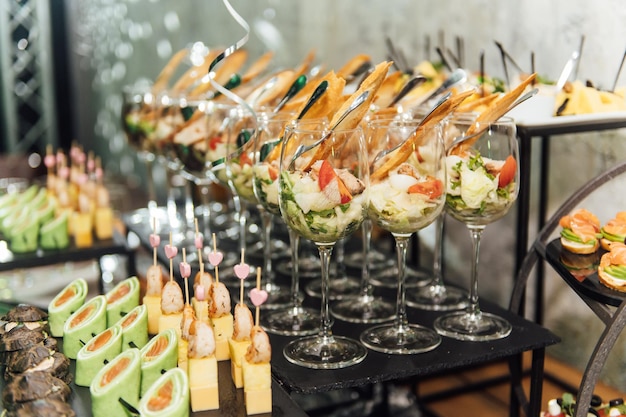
[
  {"xmin": 359, "ymin": 218, "xmax": 373, "ymax": 298},
  {"xmin": 184, "ymin": 181, "xmax": 195, "ymax": 231},
  {"xmin": 144, "ymin": 157, "xmax": 157, "ymax": 210},
  {"xmin": 198, "ymin": 184, "xmax": 212, "ymax": 243},
  {"xmin": 467, "ymin": 226, "xmax": 485, "ymax": 320},
  {"xmin": 334, "ymin": 238, "xmax": 347, "ymax": 280},
  {"xmin": 288, "ymin": 228, "xmax": 301, "ymax": 309},
  {"xmin": 260, "ymin": 208, "xmax": 274, "ymax": 289},
  {"xmin": 228, "ymin": 180, "xmax": 246, "ymax": 255},
  {"xmin": 394, "ymin": 235, "xmax": 411, "ymax": 332},
  {"xmin": 431, "ymin": 214, "xmax": 447, "ymax": 289},
  {"xmin": 165, "ymin": 166, "xmax": 179, "ymax": 230},
  {"xmin": 318, "ymin": 244, "xmax": 334, "ymax": 339}
]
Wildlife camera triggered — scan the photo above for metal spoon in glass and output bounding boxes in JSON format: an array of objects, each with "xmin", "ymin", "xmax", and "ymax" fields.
[{"xmin": 288, "ymin": 89, "xmax": 370, "ymax": 169}]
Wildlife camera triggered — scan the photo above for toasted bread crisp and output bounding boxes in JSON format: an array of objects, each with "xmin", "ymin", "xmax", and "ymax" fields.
[
  {"xmin": 336, "ymin": 53, "xmax": 372, "ymax": 81},
  {"xmin": 241, "ymin": 51, "xmax": 274, "ymax": 84}
]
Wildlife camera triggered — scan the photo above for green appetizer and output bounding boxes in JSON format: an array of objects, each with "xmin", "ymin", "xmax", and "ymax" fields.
[
  {"xmin": 90, "ymin": 347, "xmax": 141, "ymax": 417},
  {"xmin": 63, "ymin": 295, "xmax": 107, "ymax": 359},
  {"xmin": 105, "ymin": 276, "xmax": 140, "ymax": 326},
  {"xmin": 114, "ymin": 304, "xmax": 149, "ymax": 351},
  {"xmin": 138, "ymin": 367, "xmax": 189, "ymax": 417},
  {"xmin": 48, "ymin": 278, "xmax": 88, "ymax": 337},
  {"xmin": 76, "ymin": 324, "xmax": 123, "ymax": 387},
  {"xmin": 139, "ymin": 328, "xmax": 178, "ymax": 397}
]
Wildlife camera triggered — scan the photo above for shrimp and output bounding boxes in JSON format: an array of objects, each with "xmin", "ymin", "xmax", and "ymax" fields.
[
  {"xmin": 193, "ymin": 271, "xmax": 213, "ymax": 298},
  {"xmin": 208, "ymin": 282, "xmax": 231, "ymax": 318},
  {"xmin": 146, "ymin": 265, "xmax": 164, "ymax": 296},
  {"xmin": 232, "ymin": 303, "xmax": 253, "ymax": 342},
  {"xmin": 187, "ymin": 320, "xmax": 216, "ymax": 359},
  {"xmin": 161, "ymin": 281, "xmax": 184, "ymax": 314},
  {"xmin": 337, "ymin": 169, "xmax": 365, "ymax": 195},
  {"xmin": 245, "ymin": 326, "xmax": 271, "ymax": 364},
  {"xmin": 181, "ymin": 305, "xmax": 196, "ymax": 340}
]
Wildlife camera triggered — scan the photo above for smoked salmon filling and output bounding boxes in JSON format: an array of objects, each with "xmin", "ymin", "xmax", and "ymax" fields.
[
  {"xmin": 114, "ymin": 304, "xmax": 149, "ymax": 351},
  {"xmin": 63, "ymin": 295, "xmax": 107, "ymax": 359},
  {"xmin": 139, "ymin": 328, "xmax": 178, "ymax": 397},
  {"xmin": 48, "ymin": 278, "xmax": 88, "ymax": 337},
  {"xmin": 105, "ymin": 276, "xmax": 140, "ymax": 326},
  {"xmin": 90, "ymin": 348, "xmax": 141, "ymax": 417},
  {"xmin": 138, "ymin": 367, "xmax": 189, "ymax": 417},
  {"xmin": 76, "ymin": 324, "xmax": 123, "ymax": 387}
]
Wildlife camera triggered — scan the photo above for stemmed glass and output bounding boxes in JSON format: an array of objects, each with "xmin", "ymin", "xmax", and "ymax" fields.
[
  {"xmin": 405, "ymin": 214, "xmax": 469, "ymax": 310},
  {"xmin": 433, "ymin": 116, "xmax": 519, "ymax": 341},
  {"xmin": 121, "ymin": 84, "xmax": 165, "ymax": 228},
  {"xmin": 227, "ymin": 110, "xmax": 291, "ymax": 306},
  {"xmin": 279, "ymin": 124, "xmax": 369, "ymax": 369},
  {"xmin": 359, "ymin": 119, "xmax": 445, "ymax": 354},
  {"xmin": 252, "ymin": 114, "xmax": 319, "ymax": 334}
]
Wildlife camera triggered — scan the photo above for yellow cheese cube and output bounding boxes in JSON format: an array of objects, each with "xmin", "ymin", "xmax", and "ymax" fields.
[
  {"xmin": 191, "ymin": 298, "xmax": 209, "ymax": 323},
  {"xmin": 178, "ymin": 338, "xmax": 188, "ymax": 372},
  {"xmin": 244, "ymin": 388, "xmax": 272, "ymax": 415},
  {"xmin": 211, "ymin": 313, "xmax": 233, "ymax": 361},
  {"xmin": 73, "ymin": 212, "xmax": 93, "ymax": 248},
  {"xmin": 243, "ymin": 359, "xmax": 272, "ymax": 414},
  {"xmin": 143, "ymin": 295, "xmax": 161, "ymax": 335},
  {"xmin": 94, "ymin": 207, "xmax": 113, "ymax": 240},
  {"xmin": 158, "ymin": 312, "xmax": 182, "ymax": 337},
  {"xmin": 228, "ymin": 339, "xmax": 251, "ymax": 388},
  {"xmin": 188, "ymin": 356, "xmax": 219, "ymax": 411}
]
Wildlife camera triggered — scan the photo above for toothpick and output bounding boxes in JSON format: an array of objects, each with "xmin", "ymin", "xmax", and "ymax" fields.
[
  {"xmin": 194, "ymin": 218, "xmax": 203, "ymax": 271},
  {"xmin": 169, "ymin": 232, "xmax": 173, "ymax": 282},
  {"xmin": 152, "ymin": 218, "xmax": 157, "ymax": 267},
  {"xmin": 255, "ymin": 267, "xmax": 261, "ymax": 327},
  {"xmin": 240, "ymin": 248, "xmax": 246, "ymax": 305},
  {"xmin": 213, "ymin": 232, "xmax": 219, "ymax": 284},
  {"xmin": 182, "ymin": 248, "xmax": 190, "ymax": 305}
]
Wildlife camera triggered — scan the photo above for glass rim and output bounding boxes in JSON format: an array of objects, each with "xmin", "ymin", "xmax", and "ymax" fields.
[{"xmin": 284, "ymin": 123, "xmax": 363, "ymax": 135}]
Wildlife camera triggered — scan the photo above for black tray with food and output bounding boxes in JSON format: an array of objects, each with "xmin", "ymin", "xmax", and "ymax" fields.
[{"xmin": 545, "ymin": 239, "xmax": 626, "ymax": 307}]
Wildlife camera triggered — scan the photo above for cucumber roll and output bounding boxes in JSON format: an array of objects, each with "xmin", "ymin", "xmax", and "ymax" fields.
[
  {"xmin": 63, "ymin": 295, "xmax": 107, "ymax": 359},
  {"xmin": 75, "ymin": 325, "xmax": 123, "ymax": 387},
  {"xmin": 139, "ymin": 328, "xmax": 178, "ymax": 397},
  {"xmin": 48, "ymin": 278, "xmax": 88, "ymax": 337},
  {"xmin": 105, "ymin": 276, "xmax": 140, "ymax": 326},
  {"xmin": 138, "ymin": 367, "xmax": 189, "ymax": 417},
  {"xmin": 90, "ymin": 348, "xmax": 141, "ymax": 417}
]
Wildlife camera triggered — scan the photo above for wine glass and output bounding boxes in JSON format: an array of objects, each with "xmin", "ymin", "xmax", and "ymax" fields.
[
  {"xmin": 279, "ymin": 123, "xmax": 369, "ymax": 369},
  {"xmin": 359, "ymin": 118, "xmax": 445, "ymax": 354},
  {"xmin": 433, "ymin": 116, "xmax": 519, "ymax": 341},
  {"xmin": 121, "ymin": 83, "xmax": 166, "ymax": 229},
  {"xmin": 227, "ymin": 109, "xmax": 292, "ymax": 306},
  {"xmin": 405, "ymin": 213, "xmax": 469, "ymax": 310},
  {"xmin": 253, "ymin": 114, "xmax": 319, "ymax": 334}
]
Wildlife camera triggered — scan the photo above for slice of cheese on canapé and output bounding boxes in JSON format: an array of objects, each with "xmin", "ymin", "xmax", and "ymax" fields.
[
  {"xmin": 48, "ymin": 278, "xmax": 88, "ymax": 337},
  {"xmin": 63, "ymin": 295, "xmax": 107, "ymax": 359},
  {"xmin": 90, "ymin": 348, "xmax": 141, "ymax": 417}
]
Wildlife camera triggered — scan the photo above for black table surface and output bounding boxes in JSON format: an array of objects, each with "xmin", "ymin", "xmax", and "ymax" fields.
[{"xmin": 124, "ymin": 212, "xmax": 560, "ymax": 397}]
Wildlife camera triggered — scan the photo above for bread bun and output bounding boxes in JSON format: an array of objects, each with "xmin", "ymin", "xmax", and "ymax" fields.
[
  {"xmin": 560, "ymin": 236, "xmax": 599, "ymax": 254},
  {"xmin": 597, "ymin": 266, "xmax": 626, "ymax": 292},
  {"xmin": 600, "ymin": 237, "xmax": 624, "ymax": 251}
]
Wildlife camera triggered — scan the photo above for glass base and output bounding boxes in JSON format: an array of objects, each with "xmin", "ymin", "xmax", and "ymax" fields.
[
  {"xmin": 262, "ymin": 306, "xmax": 320, "ymax": 336},
  {"xmin": 406, "ymin": 285, "xmax": 469, "ymax": 311},
  {"xmin": 343, "ymin": 249, "xmax": 395, "ymax": 271},
  {"xmin": 305, "ymin": 278, "xmax": 360, "ymax": 300},
  {"xmin": 261, "ymin": 282, "xmax": 296, "ymax": 310},
  {"xmin": 275, "ymin": 256, "xmax": 321, "ymax": 280},
  {"xmin": 433, "ymin": 311, "xmax": 512, "ymax": 341},
  {"xmin": 360, "ymin": 324, "xmax": 441, "ymax": 354},
  {"xmin": 331, "ymin": 295, "xmax": 395, "ymax": 323},
  {"xmin": 370, "ymin": 265, "xmax": 430, "ymax": 288},
  {"xmin": 283, "ymin": 335, "xmax": 367, "ymax": 369}
]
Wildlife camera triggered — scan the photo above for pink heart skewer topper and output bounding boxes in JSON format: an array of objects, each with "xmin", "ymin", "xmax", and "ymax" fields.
[
  {"xmin": 164, "ymin": 244, "xmax": 178, "ymax": 260},
  {"xmin": 236, "ymin": 248, "xmax": 250, "ymax": 305},
  {"xmin": 250, "ymin": 288, "xmax": 268, "ymax": 307},
  {"xmin": 180, "ymin": 248, "xmax": 191, "ymax": 305},
  {"xmin": 194, "ymin": 235, "xmax": 203, "ymax": 250},
  {"xmin": 208, "ymin": 251, "xmax": 223, "ymax": 266},
  {"xmin": 149, "ymin": 233, "xmax": 160, "ymax": 248}
]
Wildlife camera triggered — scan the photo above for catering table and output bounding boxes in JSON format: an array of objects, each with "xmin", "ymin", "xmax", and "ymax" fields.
[
  {"xmin": 515, "ymin": 112, "xmax": 626, "ymax": 323},
  {"xmin": 124, "ymin": 211, "xmax": 560, "ymax": 417}
]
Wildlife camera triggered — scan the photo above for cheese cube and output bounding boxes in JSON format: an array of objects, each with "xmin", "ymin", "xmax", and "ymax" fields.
[
  {"xmin": 188, "ymin": 356, "xmax": 219, "ymax": 411},
  {"xmin": 73, "ymin": 212, "xmax": 93, "ymax": 248},
  {"xmin": 142, "ymin": 295, "xmax": 161, "ymax": 335},
  {"xmin": 243, "ymin": 360, "xmax": 272, "ymax": 414},
  {"xmin": 228, "ymin": 339, "xmax": 251, "ymax": 388},
  {"xmin": 94, "ymin": 207, "xmax": 113, "ymax": 240},
  {"xmin": 191, "ymin": 298, "xmax": 209, "ymax": 323},
  {"xmin": 211, "ymin": 313, "xmax": 233, "ymax": 361},
  {"xmin": 158, "ymin": 312, "xmax": 182, "ymax": 337},
  {"xmin": 178, "ymin": 338, "xmax": 188, "ymax": 372}
]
